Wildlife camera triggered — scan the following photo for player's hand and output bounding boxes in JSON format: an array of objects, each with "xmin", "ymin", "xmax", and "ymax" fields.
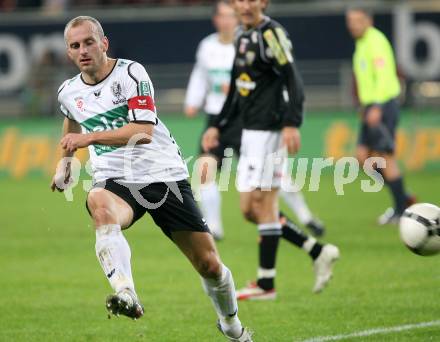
[
  {"xmin": 202, "ymin": 127, "xmax": 220, "ymax": 152},
  {"xmin": 282, "ymin": 127, "xmax": 301, "ymax": 155},
  {"xmin": 185, "ymin": 106, "xmax": 198, "ymax": 118},
  {"xmin": 221, "ymin": 83, "xmax": 230, "ymax": 95},
  {"xmin": 60, "ymin": 133, "xmax": 90, "ymax": 153},
  {"xmin": 50, "ymin": 160, "xmax": 72, "ymax": 192},
  {"xmin": 366, "ymin": 105, "xmax": 382, "ymax": 127}
]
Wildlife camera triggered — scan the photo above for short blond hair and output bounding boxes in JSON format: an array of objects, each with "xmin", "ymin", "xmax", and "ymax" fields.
[{"xmin": 64, "ymin": 16, "xmax": 105, "ymax": 44}]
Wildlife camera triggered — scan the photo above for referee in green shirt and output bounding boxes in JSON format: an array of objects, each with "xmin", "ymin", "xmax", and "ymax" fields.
[{"xmin": 346, "ymin": 7, "xmax": 415, "ymax": 225}]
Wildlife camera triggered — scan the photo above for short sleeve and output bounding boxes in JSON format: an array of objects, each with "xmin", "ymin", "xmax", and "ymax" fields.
[
  {"xmin": 125, "ymin": 62, "xmax": 158, "ymax": 124},
  {"xmin": 59, "ymin": 103, "xmax": 74, "ymax": 120},
  {"xmin": 57, "ymin": 81, "xmax": 75, "ymax": 120}
]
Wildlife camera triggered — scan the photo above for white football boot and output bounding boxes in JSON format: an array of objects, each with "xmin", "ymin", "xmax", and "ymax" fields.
[
  {"xmin": 106, "ymin": 288, "xmax": 144, "ymax": 320},
  {"xmin": 217, "ymin": 321, "xmax": 253, "ymax": 342},
  {"xmin": 313, "ymin": 244, "xmax": 340, "ymax": 293}
]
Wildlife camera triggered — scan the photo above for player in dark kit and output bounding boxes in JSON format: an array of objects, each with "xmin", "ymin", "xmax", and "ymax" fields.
[{"xmin": 203, "ymin": 0, "xmax": 339, "ymax": 300}]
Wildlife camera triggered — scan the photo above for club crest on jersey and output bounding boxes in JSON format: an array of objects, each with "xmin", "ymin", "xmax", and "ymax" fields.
[
  {"xmin": 74, "ymin": 96, "xmax": 85, "ymax": 112},
  {"xmin": 251, "ymin": 31, "xmax": 258, "ymax": 44},
  {"xmin": 239, "ymin": 38, "xmax": 249, "ymax": 54},
  {"xmin": 111, "ymin": 81, "xmax": 126, "ymax": 105},
  {"xmin": 246, "ymin": 51, "xmax": 256, "ymax": 65}
]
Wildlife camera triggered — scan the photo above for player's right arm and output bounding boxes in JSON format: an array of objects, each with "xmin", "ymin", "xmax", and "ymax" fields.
[
  {"xmin": 201, "ymin": 60, "xmax": 237, "ymax": 152},
  {"xmin": 263, "ymin": 25, "xmax": 304, "ymax": 155},
  {"xmin": 51, "ymin": 117, "xmax": 81, "ymax": 192},
  {"xmin": 184, "ymin": 41, "xmax": 209, "ymax": 118}
]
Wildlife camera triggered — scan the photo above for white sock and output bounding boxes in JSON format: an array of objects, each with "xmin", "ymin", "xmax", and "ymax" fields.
[
  {"xmin": 201, "ymin": 264, "xmax": 242, "ymax": 338},
  {"xmin": 95, "ymin": 224, "xmax": 135, "ymax": 294},
  {"xmin": 199, "ymin": 182, "xmax": 223, "ymax": 238},
  {"xmin": 280, "ymin": 190, "xmax": 313, "ymax": 225},
  {"xmin": 302, "ymin": 236, "xmax": 317, "ymax": 253}
]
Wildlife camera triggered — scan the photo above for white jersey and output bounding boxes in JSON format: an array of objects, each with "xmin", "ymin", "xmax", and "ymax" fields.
[
  {"xmin": 58, "ymin": 59, "xmax": 189, "ymax": 184},
  {"xmin": 184, "ymin": 33, "xmax": 235, "ymax": 115}
]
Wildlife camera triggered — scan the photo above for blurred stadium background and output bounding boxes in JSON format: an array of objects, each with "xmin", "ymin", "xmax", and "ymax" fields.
[
  {"xmin": 1, "ymin": 1, "xmax": 439, "ymax": 341},
  {"xmin": 0, "ymin": 0, "xmax": 439, "ymax": 177}
]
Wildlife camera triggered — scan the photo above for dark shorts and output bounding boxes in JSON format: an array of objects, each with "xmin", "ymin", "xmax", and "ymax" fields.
[
  {"xmin": 358, "ymin": 98, "xmax": 399, "ymax": 154},
  {"xmin": 86, "ymin": 179, "xmax": 210, "ymax": 239},
  {"xmin": 199, "ymin": 114, "xmax": 242, "ymax": 169}
]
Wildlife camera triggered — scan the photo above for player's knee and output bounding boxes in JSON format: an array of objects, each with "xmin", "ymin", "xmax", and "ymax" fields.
[
  {"xmin": 91, "ymin": 207, "xmax": 116, "ymax": 227},
  {"xmin": 242, "ymin": 208, "xmax": 256, "ymax": 223},
  {"xmin": 196, "ymin": 253, "xmax": 222, "ymax": 279}
]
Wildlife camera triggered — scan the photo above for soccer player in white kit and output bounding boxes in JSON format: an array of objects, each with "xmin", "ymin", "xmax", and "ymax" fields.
[
  {"xmin": 51, "ymin": 16, "xmax": 252, "ymax": 341},
  {"xmin": 185, "ymin": 0, "xmax": 327, "ymax": 240},
  {"xmin": 203, "ymin": 0, "xmax": 339, "ymax": 300}
]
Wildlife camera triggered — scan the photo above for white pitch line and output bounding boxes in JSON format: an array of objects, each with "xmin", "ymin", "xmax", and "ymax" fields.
[{"xmin": 301, "ymin": 320, "xmax": 440, "ymax": 342}]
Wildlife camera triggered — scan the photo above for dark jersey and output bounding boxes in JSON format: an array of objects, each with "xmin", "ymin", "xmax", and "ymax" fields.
[{"xmin": 213, "ymin": 16, "xmax": 305, "ymax": 132}]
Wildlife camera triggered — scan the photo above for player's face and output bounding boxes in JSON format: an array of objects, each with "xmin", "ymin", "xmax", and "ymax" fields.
[
  {"xmin": 214, "ymin": 2, "xmax": 238, "ymax": 35},
  {"xmin": 346, "ymin": 10, "xmax": 371, "ymax": 39},
  {"xmin": 65, "ymin": 21, "xmax": 109, "ymax": 75},
  {"xmin": 232, "ymin": 0, "xmax": 267, "ymax": 28}
]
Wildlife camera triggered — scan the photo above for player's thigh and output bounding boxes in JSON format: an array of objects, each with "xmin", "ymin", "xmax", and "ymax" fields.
[
  {"xmin": 172, "ymin": 230, "xmax": 221, "ymax": 277},
  {"xmin": 239, "ymin": 191, "xmax": 254, "ymax": 221},
  {"xmin": 87, "ymin": 188, "xmax": 134, "ymax": 229}
]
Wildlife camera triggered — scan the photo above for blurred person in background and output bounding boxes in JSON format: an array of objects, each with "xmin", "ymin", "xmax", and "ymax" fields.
[
  {"xmin": 185, "ymin": 0, "xmax": 326, "ymax": 241},
  {"xmin": 203, "ymin": 0, "xmax": 339, "ymax": 301},
  {"xmin": 346, "ymin": 6, "xmax": 416, "ymax": 225}
]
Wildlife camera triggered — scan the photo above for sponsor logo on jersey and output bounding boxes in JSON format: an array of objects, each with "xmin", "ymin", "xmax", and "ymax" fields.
[
  {"xmin": 94, "ymin": 89, "xmax": 101, "ymax": 98},
  {"xmin": 263, "ymin": 29, "xmax": 291, "ymax": 66},
  {"xmin": 251, "ymin": 31, "xmax": 258, "ymax": 44},
  {"xmin": 236, "ymin": 58, "xmax": 246, "ymax": 67},
  {"xmin": 360, "ymin": 59, "xmax": 367, "ymax": 70},
  {"xmin": 274, "ymin": 27, "xmax": 294, "ymax": 63},
  {"xmin": 239, "ymin": 38, "xmax": 250, "ymax": 54},
  {"xmin": 111, "ymin": 81, "xmax": 126, "ymax": 105},
  {"xmin": 128, "ymin": 95, "xmax": 155, "ymax": 111},
  {"xmin": 246, "ymin": 51, "xmax": 256, "ymax": 65},
  {"xmin": 236, "ymin": 73, "xmax": 256, "ymax": 97},
  {"xmin": 81, "ymin": 105, "xmax": 130, "ymax": 155},
  {"xmin": 374, "ymin": 57, "xmax": 386, "ymax": 68},
  {"xmin": 74, "ymin": 96, "xmax": 85, "ymax": 112},
  {"xmin": 139, "ymin": 81, "xmax": 151, "ymax": 96}
]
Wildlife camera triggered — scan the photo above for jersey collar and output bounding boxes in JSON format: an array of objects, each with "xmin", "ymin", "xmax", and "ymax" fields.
[{"xmin": 80, "ymin": 58, "xmax": 119, "ymax": 86}]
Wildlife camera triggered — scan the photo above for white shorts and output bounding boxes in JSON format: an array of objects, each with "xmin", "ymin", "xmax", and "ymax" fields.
[{"xmin": 236, "ymin": 129, "xmax": 286, "ymax": 192}]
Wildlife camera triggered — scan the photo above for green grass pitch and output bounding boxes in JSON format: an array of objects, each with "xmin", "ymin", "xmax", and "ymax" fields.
[{"xmin": 0, "ymin": 172, "xmax": 439, "ymax": 341}]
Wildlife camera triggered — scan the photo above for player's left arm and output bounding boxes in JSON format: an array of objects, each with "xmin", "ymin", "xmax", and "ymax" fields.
[
  {"xmin": 184, "ymin": 42, "xmax": 209, "ymax": 117},
  {"xmin": 60, "ymin": 123, "xmax": 153, "ymax": 153},
  {"xmin": 263, "ymin": 26, "xmax": 304, "ymax": 154}
]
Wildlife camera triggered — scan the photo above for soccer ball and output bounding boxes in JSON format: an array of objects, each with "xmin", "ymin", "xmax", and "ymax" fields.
[{"xmin": 399, "ymin": 203, "xmax": 440, "ymax": 256}]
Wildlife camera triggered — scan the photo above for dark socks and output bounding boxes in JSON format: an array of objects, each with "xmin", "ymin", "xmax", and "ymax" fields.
[
  {"xmin": 279, "ymin": 211, "xmax": 323, "ymax": 260},
  {"xmin": 257, "ymin": 234, "xmax": 280, "ymax": 290},
  {"xmin": 387, "ymin": 177, "xmax": 407, "ymax": 214}
]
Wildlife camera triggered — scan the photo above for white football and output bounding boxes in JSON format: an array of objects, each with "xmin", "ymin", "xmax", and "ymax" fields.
[{"xmin": 399, "ymin": 203, "xmax": 440, "ymax": 256}]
